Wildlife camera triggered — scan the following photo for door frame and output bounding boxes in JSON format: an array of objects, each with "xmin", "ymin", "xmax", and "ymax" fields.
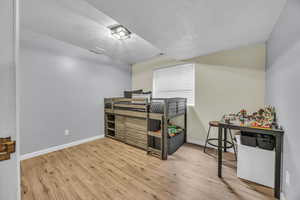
[{"xmin": 13, "ymin": 0, "xmax": 21, "ymax": 199}]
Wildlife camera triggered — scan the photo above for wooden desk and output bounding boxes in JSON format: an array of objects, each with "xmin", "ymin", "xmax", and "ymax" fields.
[{"xmin": 217, "ymin": 122, "xmax": 284, "ymax": 199}]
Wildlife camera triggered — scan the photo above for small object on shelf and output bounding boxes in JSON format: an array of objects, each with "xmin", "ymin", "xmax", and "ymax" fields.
[{"xmin": 167, "ymin": 125, "xmax": 183, "ymax": 137}]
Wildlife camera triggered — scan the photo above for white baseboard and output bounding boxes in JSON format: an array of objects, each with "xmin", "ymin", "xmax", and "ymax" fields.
[
  {"xmin": 281, "ymin": 192, "xmax": 287, "ymax": 200},
  {"xmin": 21, "ymin": 135, "xmax": 104, "ymax": 160},
  {"xmin": 187, "ymin": 137, "xmax": 206, "ymax": 146}
]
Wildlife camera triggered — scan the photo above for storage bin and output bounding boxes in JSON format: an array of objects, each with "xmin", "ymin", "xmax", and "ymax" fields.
[
  {"xmin": 148, "ymin": 131, "xmax": 185, "ymax": 155},
  {"xmin": 257, "ymin": 134, "xmax": 275, "ymax": 150},
  {"xmin": 168, "ymin": 131, "xmax": 185, "ymax": 155},
  {"xmin": 240, "ymin": 131, "xmax": 257, "ymax": 147}
]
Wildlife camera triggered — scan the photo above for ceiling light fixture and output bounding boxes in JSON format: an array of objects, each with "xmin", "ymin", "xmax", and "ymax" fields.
[{"xmin": 109, "ymin": 25, "xmax": 131, "ymax": 40}]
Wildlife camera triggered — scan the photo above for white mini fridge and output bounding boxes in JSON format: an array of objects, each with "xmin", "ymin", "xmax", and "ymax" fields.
[{"xmin": 236, "ymin": 135, "xmax": 275, "ymax": 188}]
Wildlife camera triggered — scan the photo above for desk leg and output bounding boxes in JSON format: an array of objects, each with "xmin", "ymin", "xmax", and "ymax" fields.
[
  {"xmin": 275, "ymin": 134, "xmax": 283, "ymax": 199},
  {"xmin": 218, "ymin": 127, "xmax": 223, "ymax": 177},
  {"xmin": 224, "ymin": 128, "xmax": 227, "ymax": 152}
]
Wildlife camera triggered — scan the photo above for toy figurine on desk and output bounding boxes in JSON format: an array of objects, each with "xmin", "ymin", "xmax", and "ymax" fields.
[
  {"xmin": 223, "ymin": 106, "xmax": 278, "ymax": 129},
  {"xmin": 250, "ymin": 106, "xmax": 276, "ymax": 129},
  {"xmin": 236, "ymin": 109, "xmax": 249, "ymax": 125},
  {"xmin": 237, "ymin": 109, "xmax": 248, "ymax": 118}
]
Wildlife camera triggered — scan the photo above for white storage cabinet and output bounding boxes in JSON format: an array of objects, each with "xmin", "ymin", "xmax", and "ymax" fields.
[{"xmin": 236, "ymin": 135, "xmax": 275, "ymax": 188}]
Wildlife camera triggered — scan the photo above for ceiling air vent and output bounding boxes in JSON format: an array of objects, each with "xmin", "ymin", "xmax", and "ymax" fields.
[{"xmin": 89, "ymin": 47, "xmax": 106, "ymax": 55}]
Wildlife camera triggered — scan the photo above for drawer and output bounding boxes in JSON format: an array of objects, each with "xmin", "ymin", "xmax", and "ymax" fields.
[
  {"xmin": 115, "ymin": 123, "xmax": 125, "ymax": 132},
  {"xmin": 115, "ymin": 135, "xmax": 126, "ymax": 142},
  {"xmin": 115, "ymin": 129, "xmax": 126, "ymax": 136},
  {"xmin": 116, "ymin": 116, "xmax": 126, "ymax": 123},
  {"xmin": 126, "ymin": 133, "xmax": 147, "ymax": 142},
  {"xmin": 115, "ymin": 116, "xmax": 125, "ymax": 125},
  {"xmin": 125, "ymin": 118, "xmax": 147, "ymax": 131},
  {"xmin": 126, "ymin": 131, "xmax": 147, "ymax": 145},
  {"xmin": 126, "ymin": 139, "xmax": 147, "ymax": 150},
  {"xmin": 115, "ymin": 124, "xmax": 125, "ymax": 131},
  {"xmin": 126, "ymin": 128, "xmax": 147, "ymax": 137}
]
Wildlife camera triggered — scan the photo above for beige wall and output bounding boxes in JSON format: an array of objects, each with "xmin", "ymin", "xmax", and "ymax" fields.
[{"xmin": 132, "ymin": 44, "xmax": 266, "ymax": 145}]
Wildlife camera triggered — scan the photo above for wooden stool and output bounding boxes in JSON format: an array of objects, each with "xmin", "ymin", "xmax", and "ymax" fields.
[{"xmin": 204, "ymin": 121, "xmax": 237, "ymax": 160}]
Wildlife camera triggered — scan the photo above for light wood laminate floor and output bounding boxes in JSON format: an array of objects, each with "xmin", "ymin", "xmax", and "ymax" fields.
[{"xmin": 21, "ymin": 138, "xmax": 274, "ymax": 200}]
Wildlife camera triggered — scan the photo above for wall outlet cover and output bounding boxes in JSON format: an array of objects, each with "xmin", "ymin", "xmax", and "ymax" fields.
[
  {"xmin": 64, "ymin": 130, "xmax": 70, "ymax": 136},
  {"xmin": 286, "ymin": 171, "xmax": 290, "ymax": 186}
]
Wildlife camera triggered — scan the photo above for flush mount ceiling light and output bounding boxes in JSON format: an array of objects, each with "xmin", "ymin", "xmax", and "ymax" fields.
[{"xmin": 109, "ymin": 25, "xmax": 131, "ymax": 40}]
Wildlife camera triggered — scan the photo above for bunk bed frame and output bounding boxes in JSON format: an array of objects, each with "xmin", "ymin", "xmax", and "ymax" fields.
[{"xmin": 104, "ymin": 97, "xmax": 187, "ymax": 160}]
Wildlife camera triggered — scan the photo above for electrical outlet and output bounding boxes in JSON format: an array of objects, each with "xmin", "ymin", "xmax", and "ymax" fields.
[
  {"xmin": 286, "ymin": 171, "xmax": 290, "ymax": 186},
  {"xmin": 64, "ymin": 129, "xmax": 70, "ymax": 136}
]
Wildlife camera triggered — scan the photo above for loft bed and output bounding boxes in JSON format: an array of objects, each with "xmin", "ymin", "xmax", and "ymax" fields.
[{"xmin": 104, "ymin": 97, "xmax": 187, "ymax": 160}]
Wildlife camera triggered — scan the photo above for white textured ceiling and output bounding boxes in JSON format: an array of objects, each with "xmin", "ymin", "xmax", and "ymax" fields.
[
  {"xmin": 21, "ymin": 0, "xmax": 286, "ymax": 63},
  {"xmin": 86, "ymin": 0, "xmax": 286, "ymax": 60},
  {"xmin": 20, "ymin": 0, "xmax": 161, "ymax": 64}
]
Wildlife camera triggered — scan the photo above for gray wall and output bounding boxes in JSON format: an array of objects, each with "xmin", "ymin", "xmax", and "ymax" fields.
[
  {"xmin": 266, "ymin": 0, "xmax": 300, "ymax": 199},
  {"xmin": 0, "ymin": 1, "xmax": 18, "ymax": 200},
  {"xmin": 20, "ymin": 30, "xmax": 131, "ymax": 155}
]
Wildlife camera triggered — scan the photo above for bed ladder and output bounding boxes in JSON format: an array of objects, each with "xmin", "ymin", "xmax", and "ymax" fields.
[{"xmin": 147, "ymin": 114, "xmax": 167, "ymax": 160}]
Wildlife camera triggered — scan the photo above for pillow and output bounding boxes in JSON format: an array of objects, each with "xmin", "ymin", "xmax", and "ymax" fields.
[{"xmin": 132, "ymin": 92, "xmax": 152, "ymax": 104}]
